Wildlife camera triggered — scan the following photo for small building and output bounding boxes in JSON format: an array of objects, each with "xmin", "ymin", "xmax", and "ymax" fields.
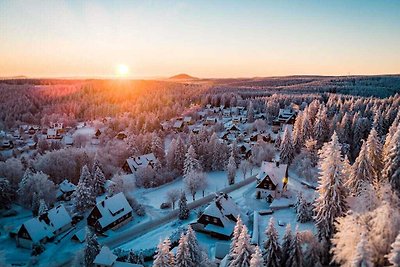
[
  {"xmin": 56, "ymin": 179, "xmax": 76, "ymax": 200},
  {"xmin": 173, "ymin": 120, "xmax": 184, "ymax": 131},
  {"xmin": 194, "ymin": 193, "xmax": 242, "ymax": 239},
  {"xmin": 123, "ymin": 153, "xmax": 158, "ymax": 173},
  {"xmin": 204, "ymin": 117, "xmax": 218, "ymax": 126},
  {"xmin": 93, "ymin": 246, "xmax": 142, "ymax": 267},
  {"xmin": 256, "ymin": 161, "xmax": 289, "ymax": 202},
  {"xmin": 87, "ymin": 192, "xmax": 133, "ymax": 233},
  {"xmin": 47, "ymin": 128, "xmax": 62, "ymax": 139},
  {"xmin": 62, "ymin": 135, "xmax": 74, "ymax": 147},
  {"xmin": 183, "ymin": 116, "xmax": 194, "ymax": 125},
  {"xmin": 16, "ymin": 205, "xmax": 72, "ymax": 249}
]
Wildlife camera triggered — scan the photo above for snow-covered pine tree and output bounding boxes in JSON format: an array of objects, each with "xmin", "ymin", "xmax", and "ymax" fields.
[
  {"xmin": 153, "ymin": 238, "xmax": 174, "ymax": 267},
  {"xmin": 0, "ymin": 178, "xmax": 13, "ymax": 209},
  {"xmin": 366, "ymin": 128, "xmax": 383, "ymax": 185},
  {"xmin": 313, "ymin": 106, "xmax": 329, "ymax": 146},
  {"xmin": 92, "ymin": 160, "xmax": 106, "ymax": 196},
  {"xmin": 280, "ymin": 127, "xmax": 294, "ymax": 164},
  {"xmin": 186, "ymin": 225, "xmax": 204, "ymax": 266},
  {"xmin": 227, "ymin": 152, "xmax": 237, "ymax": 185},
  {"xmin": 388, "ymin": 233, "xmax": 400, "ymax": 267},
  {"xmin": 250, "ymin": 246, "xmax": 265, "ymax": 267},
  {"xmin": 346, "ymin": 141, "xmax": 375, "ymax": 196},
  {"xmin": 262, "ymin": 217, "xmax": 281, "ymax": 267},
  {"xmin": 301, "ymin": 109, "xmax": 312, "ymax": 141},
  {"xmin": 178, "ymin": 192, "xmax": 189, "ymax": 220},
  {"xmin": 297, "ymin": 196, "xmax": 312, "ymax": 223},
  {"xmin": 352, "ymin": 233, "xmax": 373, "ymax": 267},
  {"xmin": 74, "ymin": 165, "xmax": 96, "ymax": 212},
  {"xmin": 175, "ymin": 136, "xmax": 187, "ymax": 175},
  {"xmin": 229, "ymin": 216, "xmax": 243, "ymax": 261},
  {"xmin": 383, "ymin": 114, "xmax": 400, "ymax": 159},
  {"xmin": 248, "ymin": 101, "xmax": 255, "ymax": 123},
  {"xmin": 38, "ymin": 199, "xmax": 48, "ymax": 216},
  {"xmin": 292, "ymin": 112, "xmax": 304, "ymax": 152},
  {"xmin": 314, "ymin": 132, "xmax": 348, "ymax": 242},
  {"xmin": 285, "ymin": 228, "xmax": 303, "ymax": 267},
  {"xmin": 184, "ymin": 145, "xmax": 202, "ymax": 179},
  {"xmin": 229, "ymin": 224, "xmax": 253, "ymax": 267},
  {"xmin": 302, "ymin": 231, "xmax": 322, "ymax": 267},
  {"xmin": 280, "ymin": 224, "xmax": 293, "ymax": 267},
  {"xmin": 231, "ymin": 140, "xmax": 241, "ymax": 166},
  {"xmin": 151, "ymin": 133, "xmax": 165, "ymax": 164},
  {"xmin": 84, "ymin": 228, "xmax": 101, "ymax": 267},
  {"xmin": 382, "ymin": 125, "xmax": 400, "ymax": 194},
  {"xmin": 166, "ymin": 138, "xmax": 177, "ymax": 173},
  {"xmin": 175, "ymin": 233, "xmax": 192, "ymax": 267},
  {"xmin": 31, "ymin": 192, "xmax": 40, "ymax": 216}
]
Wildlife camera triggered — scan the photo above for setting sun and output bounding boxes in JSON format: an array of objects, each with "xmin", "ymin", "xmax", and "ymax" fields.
[{"xmin": 116, "ymin": 64, "xmax": 129, "ymax": 77}]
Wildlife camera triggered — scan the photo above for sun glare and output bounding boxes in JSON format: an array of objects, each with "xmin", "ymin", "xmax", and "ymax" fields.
[{"xmin": 116, "ymin": 64, "xmax": 129, "ymax": 77}]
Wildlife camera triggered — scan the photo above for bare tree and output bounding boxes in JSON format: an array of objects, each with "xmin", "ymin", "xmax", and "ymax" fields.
[
  {"xmin": 166, "ymin": 188, "xmax": 180, "ymax": 209},
  {"xmin": 184, "ymin": 171, "xmax": 206, "ymax": 201}
]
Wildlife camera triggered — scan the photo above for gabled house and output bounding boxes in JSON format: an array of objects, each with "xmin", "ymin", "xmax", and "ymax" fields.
[
  {"xmin": 123, "ymin": 153, "xmax": 158, "ymax": 174},
  {"xmin": 87, "ymin": 193, "xmax": 133, "ymax": 233},
  {"xmin": 16, "ymin": 205, "xmax": 72, "ymax": 249},
  {"xmin": 173, "ymin": 120, "xmax": 184, "ymax": 131},
  {"xmin": 256, "ymin": 161, "xmax": 289, "ymax": 202},
  {"xmin": 195, "ymin": 193, "xmax": 242, "ymax": 239},
  {"xmin": 56, "ymin": 179, "xmax": 76, "ymax": 200}
]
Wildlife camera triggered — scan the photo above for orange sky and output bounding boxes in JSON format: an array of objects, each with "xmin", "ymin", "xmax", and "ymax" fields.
[{"xmin": 1, "ymin": 1, "xmax": 400, "ymax": 78}]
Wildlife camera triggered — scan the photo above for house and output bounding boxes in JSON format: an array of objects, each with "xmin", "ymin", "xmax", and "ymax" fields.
[
  {"xmin": 62, "ymin": 135, "xmax": 74, "ymax": 146},
  {"xmin": 183, "ymin": 116, "xmax": 194, "ymax": 125},
  {"xmin": 50, "ymin": 122, "xmax": 63, "ymax": 131},
  {"xmin": 194, "ymin": 193, "xmax": 242, "ymax": 239},
  {"xmin": 256, "ymin": 161, "xmax": 289, "ymax": 202},
  {"xmin": 56, "ymin": 179, "xmax": 76, "ymax": 200},
  {"xmin": 71, "ymin": 228, "xmax": 86, "ymax": 243},
  {"xmin": 47, "ymin": 128, "xmax": 62, "ymax": 139},
  {"xmin": 204, "ymin": 117, "xmax": 218, "ymax": 126},
  {"xmin": 0, "ymin": 140, "xmax": 13, "ymax": 150},
  {"xmin": 123, "ymin": 153, "xmax": 158, "ymax": 173},
  {"xmin": 16, "ymin": 205, "xmax": 72, "ymax": 249},
  {"xmin": 93, "ymin": 246, "xmax": 143, "ymax": 267},
  {"xmin": 87, "ymin": 192, "xmax": 133, "ymax": 233},
  {"xmin": 173, "ymin": 120, "xmax": 184, "ymax": 131},
  {"xmin": 277, "ymin": 108, "xmax": 297, "ymax": 124}
]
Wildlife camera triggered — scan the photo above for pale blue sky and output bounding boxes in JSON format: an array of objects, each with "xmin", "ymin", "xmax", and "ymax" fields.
[{"xmin": 1, "ymin": 0, "xmax": 399, "ymax": 78}]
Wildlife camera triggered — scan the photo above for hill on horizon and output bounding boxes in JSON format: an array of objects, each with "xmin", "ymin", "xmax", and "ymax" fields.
[{"xmin": 168, "ymin": 73, "xmax": 198, "ymax": 80}]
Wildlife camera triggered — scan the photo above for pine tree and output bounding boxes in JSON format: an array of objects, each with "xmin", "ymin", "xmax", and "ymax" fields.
[
  {"xmin": 74, "ymin": 165, "xmax": 96, "ymax": 212},
  {"xmin": 313, "ymin": 106, "xmax": 328, "ymax": 145},
  {"xmin": 297, "ymin": 196, "xmax": 312, "ymax": 223},
  {"xmin": 84, "ymin": 228, "xmax": 101, "ymax": 267},
  {"xmin": 388, "ymin": 233, "xmax": 400, "ymax": 267},
  {"xmin": 314, "ymin": 132, "xmax": 347, "ymax": 242},
  {"xmin": 263, "ymin": 218, "xmax": 281, "ymax": 267},
  {"xmin": 280, "ymin": 224, "xmax": 293, "ymax": 267},
  {"xmin": 175, "ymin": 136, "xmax": 187, "ymax": 175},
  {"xmin": 248, "ymin": 101, "xmax": 255, "ymax": 123},
  {"xmin": 302, "ymin": 231, "xmax": 322, "ymax": 267},
  {"xmin": 229, "ymin": 216, "xmax": 244, "ymax": 260},
  {"xmin": 38, "ymin": 199, "xmax": 48, "ymax": 216},
  {"xmin": 153, "ymin": 238, "xmax": 174, "ymax": 267},
  {"xmin": 352, "ymin": 234, "xmax": 373, "ymax": 267},
  {"xmin": 178, "ymin": 192, "xmax": 189, "ymax": 220},
  {"xmin": 231, "ymin": 140, "xmax": 241, "ymax": 166},
  {"xmin": 227, "ymin": 152, "xmax": 237, "ymax": 185},
  {"xmin": 92, "ymin": 160, "xmax": 106, "ymax": 196},
  {"xmin": 382, "ymin": 125, "xmax": 400, "ymax": 194},
  {"xmin": 250, "ymin": 246, "xmax": 265, "ymax": 267},
  {"xmin": 0, "ymin": 178, "xmax": 13, "ymax": 209},
  {"xmin": 366, "ymin": 128, "xmax": 383, "ymax": 185},
  {"xmin": 184, "ymin": 145, "xmax": 201, "ymax": 178},
  {"xmin": 186, "ymin": 225, "xmax": 203, "ymax": 266},
  {"xmin": 280, "ymin": 127, "xmax": 294, "ymax": 164},
  {"xmin": 301, "ymin": 110, "xmax": 312, "ymax": 141},
  {"xmin": 175, "ymin": 233, "xmax": 192, "ymax": 267},
  {"xmin": 346, "ymin": 141, "xmax": 375, "ymax": 196},
  {"xmin": 151, "ymin": 133, "xmax": 165, "ymax": 163},
  {"xmin": 292, "ymin": 112, "xmax": 304, "ymax": 152},
  {"xmin": 229, "ymin": 225, "xmax": 253, "ymax": 267},
  {"xmin": 285, "ymin": 228, "xmax": 303, "ymax": 267}
]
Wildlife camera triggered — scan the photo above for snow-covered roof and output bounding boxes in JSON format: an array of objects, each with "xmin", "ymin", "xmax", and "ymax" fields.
[
  {"xmin": 173, "ymin": 120, "xmax": 184, "ymax": 129},
  {"xmin": 22, "ymin": 217, "xmax": 53, "ymax": 243},
  {"xmin": 125, "ymin": 153, "xmax": 157, "ymax": 173},
  {"xmin": 257, "ymin": 161, "xmax": 288, "ymax": 186},
  {"xmin": 47, "ymin": 128, "xmax": 57, "ymax": 137},
  {"xmin": 46, "ymin": 205, "xmax": 72, "ymax": 232},
  {"xmin": 95, "ymin": 192, "xmax": 133, "ymax": 228},
  {"xmin": 21, "ymin": 204, "xmax": 71, "ymax": 242},
  {"xmin": 94, "ymin": 246, "xmax": 117, "ymax": 266},
  {"xmin": 183, "ymin": 116, "xmax": 192, "ymax": 122},
  {"xmin": 59, "ymin": 179, "xmax": 76, "ymax": 193},
  {"xmin": 215, "ymin": 242, "xmax": 230, "ymax": 259},
  {"xmin": 72, "ymin": 228, "xmax": 86, "ymax": 243},
  {"xmin": 63, "ymin": 135, "xmax": 73, "ymax": 145},
  {"xmin": 201, "ymin": 193, "xmax": 241, "ymax": 236}
]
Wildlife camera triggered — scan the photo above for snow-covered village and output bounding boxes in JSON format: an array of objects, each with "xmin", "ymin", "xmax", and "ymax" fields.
[{"xmin": 1, "ymin": 1, "xmax": 400, "ymax": 267}]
